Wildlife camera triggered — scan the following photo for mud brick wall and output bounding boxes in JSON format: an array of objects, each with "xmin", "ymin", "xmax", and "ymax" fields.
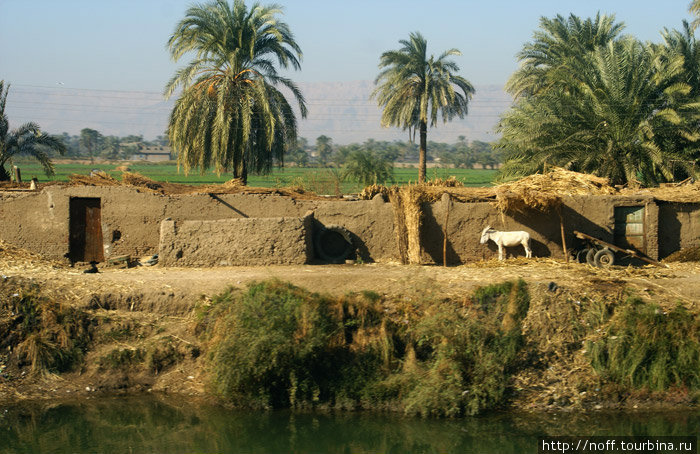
[
  {"xmin": 0, "ymin": 186, "xmax": 682, "ymax": 265},
  {"xmin": 158, "ymin": 214, "xmax": 314, "ymax": 267}
]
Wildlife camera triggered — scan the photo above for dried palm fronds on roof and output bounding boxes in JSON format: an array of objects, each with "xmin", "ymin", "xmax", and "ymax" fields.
[
  {"xmin": 424, "ymin": 176, "xmax": 464, "ymax": 187},
  {"xmin": 121, "ymin": 172, "xmax": 164, "ymax": 191},
  {"xmin": 68, "ymin": 171, "xmax": 119, "ymax": 186},
  {"xmin": 494, "ymin": 167, "xmax": 616, "ymax": 213},
  {"xmin": 623, "ymin": 179, "xmax": 700, "ymax": 203}
]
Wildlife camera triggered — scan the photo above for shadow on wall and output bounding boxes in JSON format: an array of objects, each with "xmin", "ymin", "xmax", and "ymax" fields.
[
  {"xmin": 508, "ymin": 204, "xmax": 611, "ymax": 258},
  {"xmin": 311, "ymin": 220, "xmax": 371, "ymax": 264},
  {"xmin": 420, "ymin": 201, "xmax": 611, "ymax": 264},
  {"xmin": 658, "ymin": 202, "xmax": 687, "ymax": 260},
  {"xmin": 422, "ymin": 204, "xmax": 460, "ymax": 265}
]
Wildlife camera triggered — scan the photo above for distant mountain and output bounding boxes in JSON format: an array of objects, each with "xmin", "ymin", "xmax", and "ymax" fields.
[
  {"xmin": 6, "ymin": 81, "xmax": 512, "ymax": 144},
  {"xmin": 296, "ymin": 81, "xmax": 512, "ymax": 144}
]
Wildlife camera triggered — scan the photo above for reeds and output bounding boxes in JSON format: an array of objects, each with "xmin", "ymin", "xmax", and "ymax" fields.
[
  {"xmin": 587, "ymin": 297, "xmax": 700, "ymax": 391},
  {"xmin": 1, "ymin": 282, "xmax": 92, "ymax": 375}
]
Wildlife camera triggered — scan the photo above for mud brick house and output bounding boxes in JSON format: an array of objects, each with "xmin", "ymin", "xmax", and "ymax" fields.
[{"xmin": 1, "ymin": 170, "xmax": 699, "ymax": 266}]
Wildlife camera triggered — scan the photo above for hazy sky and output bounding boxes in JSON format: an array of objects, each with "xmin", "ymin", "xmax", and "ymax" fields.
[{"xmin": 0, "ymin": 0, "xmax": 694, "ymax": 91}]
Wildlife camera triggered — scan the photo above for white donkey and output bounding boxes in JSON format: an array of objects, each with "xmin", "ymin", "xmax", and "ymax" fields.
[{"xmin": 480, "ymin": 226, "xmax": 532, "ymax": 261}]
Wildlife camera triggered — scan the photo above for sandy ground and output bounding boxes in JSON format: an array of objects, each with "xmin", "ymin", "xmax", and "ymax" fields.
[{"xmin": 3, "ymin": 255, "xmax": 699, "ymax": 313}]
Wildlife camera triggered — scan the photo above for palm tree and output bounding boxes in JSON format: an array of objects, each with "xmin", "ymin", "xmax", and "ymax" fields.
[
  {"xmin": 691, "ymin": 0, "xmax": 700, "ymax": 30},
  {"xmin": 164, "ymin": 0, "xmax": 307, "ymax": 184},
  {"xmin": 660, "ymin": 21, "xmax": 700, "ymax": 98},
  {"xmin": 372, "ymin": 32, "xmax": 474, "ymax": 183},
  {"xmin": 315, "ymin": 135, "xmax": 333, "ymax": 166},
  {"xmin": 0, "ymin": 81, "xmax": 66, "ymax": 181},
  {"xmin": 498, "ymin": 38, "xmax": 700, "ymax": 185},
  {"xmin": 344, "ymin": 148, "xmax": 394, "ymax": 186},
  {"xmin": 506, "ymin": 13, "xmax": 624, "ymax": 99}
]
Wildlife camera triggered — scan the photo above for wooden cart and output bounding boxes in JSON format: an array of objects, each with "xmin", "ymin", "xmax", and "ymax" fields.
[{"xmin": 572, "ymin": 230, "xmax": 668, "ymax": 268}]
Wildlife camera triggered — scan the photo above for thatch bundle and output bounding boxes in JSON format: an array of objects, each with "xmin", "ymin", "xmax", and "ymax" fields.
[
  {"xmin": 403, "ymin": 185, "xmax": 426, "ymax": 265},
  {"xmin": 121, "ymin": 172, "xmax": 163, "ymax": 191},
  {"xmin": 626, "ymin": 179, "xmax": 700, "ymax": 203},
  {"xmin": 68, "ymin": 171, "xmax": 119, "ymax": 186},
  {"xmin": 385, "ymin": 184, "xmax": 430, "ymax": 265},
  {"xmin": 359, "ymin": 184, "xmax": 390, "ymax": 201},
  {"xmin": 494, "ymin": 167, "xmax": 615, "ymax": 213},
  {"xmin": 388, "ymin": 187, "xmax": 409, "ymax": 264}
]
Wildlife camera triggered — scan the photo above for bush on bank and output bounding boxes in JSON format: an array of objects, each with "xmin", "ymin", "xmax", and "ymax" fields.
[
  {"xmin": 587, "ymin": 297, "xmax": 700, "ymax": 391},
  {"xmin": 197, "ymin": 279, "xmax": 530, "ymax": 416},
  {"xmin": 0, "ymin": 283, "xmax": 92, "ymax": 374}
]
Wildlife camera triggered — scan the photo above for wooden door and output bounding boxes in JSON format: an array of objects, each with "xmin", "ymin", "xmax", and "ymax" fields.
[
  {"xmin": 614, "ymin": 206, "xmax": 645, "ymax": 253},
  {"xmin": 69, "ymin": 197, "xmax": 104, "ymax": 262}
]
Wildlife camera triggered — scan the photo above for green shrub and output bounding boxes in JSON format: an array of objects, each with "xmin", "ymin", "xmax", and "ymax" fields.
[
  {"xmin": 199, "ymin": 279, "xmax": 530, "ymax": 416},
  {"xmin": 202, "ymin": 281, "xmax": 347, "ymax": 408},
  {"xmin": 587, "ymin": 298, "xmax": 700, "ymax": 391},
  {"xmin": 392, "ymin": 279, "xmax": 530, "ymax": 416}
]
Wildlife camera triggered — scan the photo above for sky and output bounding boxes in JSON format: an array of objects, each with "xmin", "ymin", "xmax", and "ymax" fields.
[
  {"xmin": 0, "ymin": 0, "xmax": 696, "ymax": 141},
  {"xmin": 0, "ymin": 0, "xmax": 694, "ymax": 90}
]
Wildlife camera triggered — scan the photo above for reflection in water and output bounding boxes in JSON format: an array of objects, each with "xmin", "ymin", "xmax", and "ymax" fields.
[{"xmin": 0, "ymin": 396, "xmax": 697, "ymax": 454}]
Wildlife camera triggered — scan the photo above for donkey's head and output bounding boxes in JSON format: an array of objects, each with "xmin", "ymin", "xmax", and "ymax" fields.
[{"xmin": 480, "ymin": 226, "xmax": 494, "ymax": 244}]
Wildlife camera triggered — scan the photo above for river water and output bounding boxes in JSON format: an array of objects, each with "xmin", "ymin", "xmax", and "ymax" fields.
[{"xmin": 0, "ymin": 396, "xmax": 697, "ymax": 453}]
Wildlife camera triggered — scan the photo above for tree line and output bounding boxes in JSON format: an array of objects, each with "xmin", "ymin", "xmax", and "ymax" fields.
[
  {"xmin": 286, "ymin": 135, "xmax": 497, "ymax": 168},
  {"xmin": 497, "ymin": 11, "xmax": 700, "ymax": 185},
  {"xmin": 5, "ymin": 0, "xmax": 700, "ymax": 187},
  {"xmin": 55, "ymin": 130, "xmax": 170, "ymax": 162}
]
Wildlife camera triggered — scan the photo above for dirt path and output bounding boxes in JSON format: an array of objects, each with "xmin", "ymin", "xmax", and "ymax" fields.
[{"xmin": 3, "ymin": 256, "xmax": 699, "ymax": 312}]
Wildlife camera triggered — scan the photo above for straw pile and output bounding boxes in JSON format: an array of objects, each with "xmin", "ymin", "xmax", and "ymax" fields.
[
  {"xmin": 68, "ymin": 171, "xmax": 119, "ymax": 186},
  {"xmin": 664, "ymin": 245, "xmax": 700, "ymax": 262},
  {"xmin": 494, "ymin": 167, "xmax": 615, "ymax": 213},
  {"xmin": 122, "ymin": 172, "xmax": 163, "ymax": 191},
  {"xmin": 625, "ymin": 180, "xmax": 700, "ymax": 203},
  {"xmin": 359, "ymin": 184, "xmax": 390, "ymax": 201},
  {"xmin": 0, "ymin": 240, "xmax": 66, "ymax": 273}
]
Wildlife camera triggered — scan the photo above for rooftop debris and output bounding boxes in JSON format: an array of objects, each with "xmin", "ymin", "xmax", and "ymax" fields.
[{"xmin": 493, "ymin": 167, "xmax": 615, "ymax": 213}]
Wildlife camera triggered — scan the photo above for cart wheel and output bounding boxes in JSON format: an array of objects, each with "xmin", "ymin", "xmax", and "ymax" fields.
[
  {"xmin": 594, "ymin": 249, "xmax": 615, "ymax": 268},
  {"xmin": 586, "ymin": 248, "xmax": 597, "ymax": 266},
  {"xmin": 576, "ymin": 249, "xmax": 590, "ymax": 263}
]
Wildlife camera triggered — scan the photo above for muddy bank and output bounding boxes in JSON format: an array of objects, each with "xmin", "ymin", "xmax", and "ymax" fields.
[{"xmin": 1, "ymin": 262, "xmax": 698, "ymax": 414}]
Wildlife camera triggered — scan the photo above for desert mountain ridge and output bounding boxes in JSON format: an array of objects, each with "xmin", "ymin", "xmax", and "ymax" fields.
[{"xmin": 6, "ymin": 81, "xmax": 512, "ymax": 145}]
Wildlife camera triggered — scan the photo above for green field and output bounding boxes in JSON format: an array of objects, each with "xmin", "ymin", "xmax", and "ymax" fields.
[{"xmin": 11, "ymin": 160, "xmax": 498, "ymax": 194}]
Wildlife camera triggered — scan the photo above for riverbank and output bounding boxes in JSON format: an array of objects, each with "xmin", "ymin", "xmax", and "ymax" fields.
[{"xmin": 1, "ymin": 243, "xmax": 699, "ymax": 414}]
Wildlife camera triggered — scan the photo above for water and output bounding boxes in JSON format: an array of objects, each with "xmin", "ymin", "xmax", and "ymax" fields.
[{"xmin": 0, "ymin": 396, "xmax": 697, "ymax": 453}]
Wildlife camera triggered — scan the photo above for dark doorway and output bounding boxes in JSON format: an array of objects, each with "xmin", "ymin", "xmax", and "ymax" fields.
[{"xmin": 69, "ymin": 197, "xmax": 104, "ymax": 262}]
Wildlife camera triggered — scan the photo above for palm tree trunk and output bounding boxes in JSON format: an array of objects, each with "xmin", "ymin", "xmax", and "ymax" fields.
[{"xmin": 418, "ymin": 120, "xmax": 427, "ymax": 183}]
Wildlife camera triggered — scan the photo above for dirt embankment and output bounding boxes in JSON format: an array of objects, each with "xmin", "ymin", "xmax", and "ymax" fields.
[{"xmin": 1, "ymin": 241, "xmax": 699, "ymax": 412}]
